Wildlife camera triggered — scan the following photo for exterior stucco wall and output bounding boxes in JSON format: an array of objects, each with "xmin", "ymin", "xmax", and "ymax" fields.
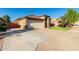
[{"xmin": 18, "ymin": 19, "xmax": 27, "ymax": 29}]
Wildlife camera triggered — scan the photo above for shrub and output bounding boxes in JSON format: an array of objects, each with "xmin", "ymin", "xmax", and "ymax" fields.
[{"xmin": 0, "ymin": 23, "xmax": 7, "ymax": 31}]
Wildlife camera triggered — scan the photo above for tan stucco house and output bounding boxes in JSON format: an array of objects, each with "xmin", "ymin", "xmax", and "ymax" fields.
[{"xmin": 14, "ymin": 15, "xmax": 51, "ymax": 29}]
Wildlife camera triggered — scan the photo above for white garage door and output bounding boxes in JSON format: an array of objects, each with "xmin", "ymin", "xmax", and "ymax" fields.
[{"xmin": 27, "ymin": 20, "xmax": 44, "ymax": 29}]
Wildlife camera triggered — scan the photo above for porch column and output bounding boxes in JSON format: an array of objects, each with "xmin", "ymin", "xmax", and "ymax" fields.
[{"xmin": 47, "ymin": 18, "xmax": 51, "ymax": 28}]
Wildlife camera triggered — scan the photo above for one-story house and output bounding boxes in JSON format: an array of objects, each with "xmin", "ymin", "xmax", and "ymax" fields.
[{"xmin": 14, "ymin": 15, "xmax": 51, "ymax": 29}]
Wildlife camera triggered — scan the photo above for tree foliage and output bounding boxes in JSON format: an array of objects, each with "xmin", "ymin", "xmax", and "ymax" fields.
[
  {"xmin": 65, "ymin": 9, "xmax": 78, "ymax": 23},
  {"xmin": 2, "ymin": 15, "xmax": 11, "ymax": 24},
  {"xmin": 60, "ymin": 9, "xmax": 79, "ymax": 27},
  {"xmin": 0, "ymin": 15, "xmax": 11, "ymax": 31},
  {"xmin": 0, "ymin": 23, "xmax": 7, "ymax": 31},
  {"xmin": 60, "ymin": 16, "xmax": 68, "ymax": 27}
]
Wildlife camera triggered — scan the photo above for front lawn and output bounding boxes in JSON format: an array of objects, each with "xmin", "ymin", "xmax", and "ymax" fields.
[{"xmin": 50, "ymin": 26, "xmax": 71, "ymax": 31}]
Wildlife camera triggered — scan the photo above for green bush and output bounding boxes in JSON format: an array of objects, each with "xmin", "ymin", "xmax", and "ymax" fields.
[{"xmin": 0, "ymin": 23, "xmax": 7, "ymax": 31}]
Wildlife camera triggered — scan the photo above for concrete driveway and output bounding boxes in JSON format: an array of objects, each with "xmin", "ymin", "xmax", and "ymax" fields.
[
  {"xmin": 2, "ymin": 29, "xmax": 47, "ymax": 51},
  {"xmin": 2, "ymin": 28, "xmax": 79, "ymax": 51},
  {"xmin": 36, "ymin": 29, "xmax": 79, "ymax": 51}
]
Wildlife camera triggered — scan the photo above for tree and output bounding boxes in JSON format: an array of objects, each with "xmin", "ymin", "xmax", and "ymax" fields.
[
  {"xmin": 0, "ymin": 23, "xmax": 7, "ymax": 31},
  {"xmin": 77, "ymin": 13, "xmax": 79, "ymax": 20},
  {"xmin": 60, "ymin": 9, "xmax": 78, "ymax": 27},
  {"xmin": 2, "ymin": 15, "xmax": 11, "ymax": 24},
  {"xmin": 60, "ymin": 16, "xmax": 68, "ymax": 27},
  {"xmin": 65, "ymin": 9, "xmax": 78, "ymax": 24}
]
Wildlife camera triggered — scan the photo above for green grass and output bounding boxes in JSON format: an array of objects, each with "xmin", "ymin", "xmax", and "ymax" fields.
[{"xmin": 50, "ymin": 26, "xmax": 71, "ymax": 31}]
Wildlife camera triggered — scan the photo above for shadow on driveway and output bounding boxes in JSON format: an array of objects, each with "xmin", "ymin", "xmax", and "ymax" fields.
[{"xmin": 5, "ymin": 29, "xmax": 32, "ymax": 37}]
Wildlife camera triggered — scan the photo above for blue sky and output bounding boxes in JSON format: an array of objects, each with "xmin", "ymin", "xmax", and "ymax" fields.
[{"xmin": 0, "ymin": 8, "xmax": 79, "ymax": 22}]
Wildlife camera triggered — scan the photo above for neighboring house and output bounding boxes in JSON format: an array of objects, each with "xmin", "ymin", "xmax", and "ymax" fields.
[
  {"xmin": 51, "ymin": 18, "xmax": 60, "ymax": 26},
  {"xmin": 14, "ymin": 15, "xmax": 51, "ymax": 29}
]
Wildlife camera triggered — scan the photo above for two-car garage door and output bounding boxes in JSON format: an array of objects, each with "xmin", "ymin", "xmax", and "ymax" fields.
[{"xmin": 27, "ymin": 20, "xmax": 44, "ymax": 29}]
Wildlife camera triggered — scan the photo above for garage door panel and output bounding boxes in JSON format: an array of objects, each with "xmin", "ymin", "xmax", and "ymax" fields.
[{"xmin": 28, "ymin": 20, "xmax": 44, "ymax": 29}]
